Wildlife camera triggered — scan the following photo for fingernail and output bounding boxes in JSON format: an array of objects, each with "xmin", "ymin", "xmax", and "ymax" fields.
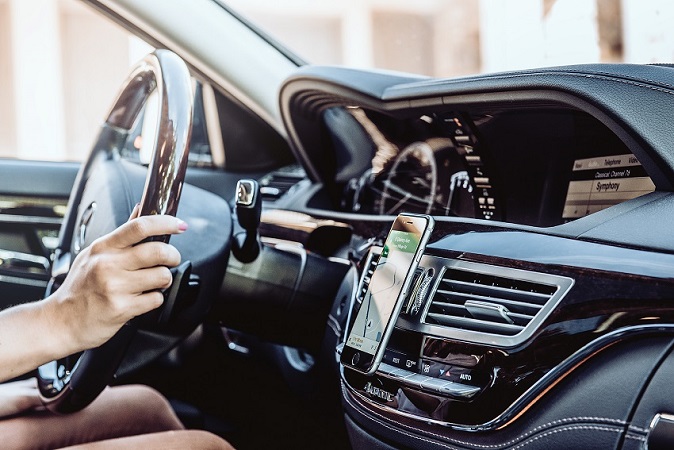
[{"xmin": 178, "ymin": 220, "xmax": 188, "ymax": 232}]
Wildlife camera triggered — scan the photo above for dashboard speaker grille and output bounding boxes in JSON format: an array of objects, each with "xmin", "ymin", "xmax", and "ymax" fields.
[{"xmin": 424, "ymin": 266, "xmax": 563, "ymax": 337}]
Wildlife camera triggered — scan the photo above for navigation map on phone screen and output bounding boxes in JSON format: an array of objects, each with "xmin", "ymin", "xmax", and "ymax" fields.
[{"xmin": 346, "ymin": 224, "xmax": 422, "ymax": 356}]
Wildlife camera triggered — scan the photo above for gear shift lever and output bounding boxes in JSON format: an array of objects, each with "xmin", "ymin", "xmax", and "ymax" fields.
[{"xmin": 232, "ymin": 179, "xmax": 261, "ymax": 263}]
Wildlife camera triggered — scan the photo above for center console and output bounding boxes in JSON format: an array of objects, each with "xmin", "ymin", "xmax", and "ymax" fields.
[
  {"xmin": 341, "ymin": 245, "xmax": 574, "ymax": 428},
  {"xmin": 339, "ymin": 224, "xmax": 674, "ymax": 432}
]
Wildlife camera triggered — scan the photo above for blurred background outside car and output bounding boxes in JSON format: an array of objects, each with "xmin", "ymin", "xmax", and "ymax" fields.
[{"xmin": 0, "ymin": 0, "xmax": 670, "ymax": 162}]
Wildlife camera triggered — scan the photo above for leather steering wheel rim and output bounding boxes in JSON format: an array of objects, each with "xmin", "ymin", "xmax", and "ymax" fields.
[{"xmin": 36, "ymin": 50, "xmax": 193, "ymax": 413}]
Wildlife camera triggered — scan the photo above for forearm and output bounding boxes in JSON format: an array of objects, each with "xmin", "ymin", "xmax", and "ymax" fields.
[
  {"xmin": 0, "ymin": 215, "xmax": 185, "ymax": 383},
  {"xmin": 0, "ymin": 296, "xmax": 72, "ymax": 382}
]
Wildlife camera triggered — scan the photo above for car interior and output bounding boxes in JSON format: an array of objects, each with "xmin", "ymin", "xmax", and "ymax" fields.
[{"xmin": 3, "ymin": 1, "xmax": 674, "ymax": 449}]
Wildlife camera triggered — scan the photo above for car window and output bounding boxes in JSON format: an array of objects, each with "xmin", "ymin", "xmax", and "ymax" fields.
[
  {"xmin": 120, "ymin": 81, "xmax": 218, "ymax": 168},
  {"xmin": 226, "ymin": 0, "xmax": 674, "ymax": 77},
  {"xmin": 0, "ymin": 0, "xmax": 152, "ymax": 162}
]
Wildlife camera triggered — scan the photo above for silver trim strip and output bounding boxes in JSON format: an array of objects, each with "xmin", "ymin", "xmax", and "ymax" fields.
[
  {"xmin": 0, "ymin": 214, "xmax": 62, "ymax": 226},
  {"xmin": 202, "ymin": 82, "xmax": 225, "ymax": 168},
  {"xmin": 342, "ymin": 324, "xmax": 674, "ymax": 431},
  {"xmin": 0, "ymin": 273, "xmax": 48, "ymax": 288},
  {"xmin": 0, "ymin": 249, "xmax": 50, "ymax": 274},
  {"xmin": 378, "ymin": 362, "xmax": 481, "ymax": 399}
]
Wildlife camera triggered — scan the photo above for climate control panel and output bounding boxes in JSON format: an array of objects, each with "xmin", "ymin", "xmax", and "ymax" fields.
[{"xmin": 341, "ymin": 248, "xmax": 574, "ymax": 426}]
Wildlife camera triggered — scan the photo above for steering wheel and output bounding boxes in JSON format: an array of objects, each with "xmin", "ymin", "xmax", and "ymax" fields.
[{"xmin": 37, "ymin": 50, "xmax": 194, "ymax": 413}]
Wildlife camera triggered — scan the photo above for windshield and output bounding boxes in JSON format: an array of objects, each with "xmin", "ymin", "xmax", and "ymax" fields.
[{"xmin": 226, "ymin": 0, "xmax": 671, "ymax": 77}]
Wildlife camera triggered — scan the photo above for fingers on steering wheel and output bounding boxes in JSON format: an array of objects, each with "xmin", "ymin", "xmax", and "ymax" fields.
[
  {"xmin": 108, "ymin": 215, "xmax": 188, "ymax": 249},
  {"xmin": 132, "ymin": 290, "xmax": 166, "ymax": 316},
  {"xmin": 125, "ymin": 266, "xmax": 175, "ymax": 294},
  {"xmin": 128, "ymin": 203, "xmax": 141, "ymax": 220},
  {"xmin": 126, "ymin": 241, "xmax": 181, "ymax": 271}
]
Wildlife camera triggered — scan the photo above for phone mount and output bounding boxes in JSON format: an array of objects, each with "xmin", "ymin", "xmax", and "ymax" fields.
[{"xmin": 232, "ymin": 179, "xmax": 262, "ymax": 263}]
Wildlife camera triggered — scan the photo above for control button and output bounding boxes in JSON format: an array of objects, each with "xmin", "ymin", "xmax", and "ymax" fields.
[
  {"xmin": 383, "ymin": 350, "xmax": 409, "ymax": 369},
  {"xmin": 377, "ymin": 363, "xmax": 396, "ymax": 375},
  {"xmin": 387, "ymin": 368, "xmax": 416, "ymax": 380},
  {"xmin": 438, "ymin": 381, "xmax": 482, "ymax": 399},
  {"xmin": 421, "ymin": 360, "xmax": 490, "ymax": 387},
  {"xmin": 380, "ymin": 364, "xmax": 484, "ymax": 399},
  {"xmin": 442, "ymin": 367, "xmax": 476, "ymax": 384},
  {"xmin": 400, "ymin": 375, "xmax": 482, "ymax": 400},
  {"xmin": 421, "ymin": 377, "xmax": 451, "ymax": 393},
  {"xmin": 420, "ymin": 359, "xmax": 450, "ymax": 378},
  {"xmin": 351, "ymin": 353, "xmax": 360, "ymax": 365},
  {"xmin": 403, "ymin": 374, "xmax": 430, "ymax": 389},
  {"xmin": 404, "ymin": 359, "xmax": 418, "ymax": 370}
]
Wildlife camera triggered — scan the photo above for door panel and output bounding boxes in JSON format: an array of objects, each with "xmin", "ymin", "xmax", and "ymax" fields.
[{"xmin": 0, "ymin": 159, "xmax": 79, "ymax": 306}]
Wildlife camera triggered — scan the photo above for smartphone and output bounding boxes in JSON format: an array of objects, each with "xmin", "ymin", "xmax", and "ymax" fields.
[{"xmin": 341, "ymin": 213, "xmax": 434, "ymax": 375}]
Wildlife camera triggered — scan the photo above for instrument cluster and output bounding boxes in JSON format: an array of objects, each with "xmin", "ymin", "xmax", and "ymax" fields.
[
  {"xmin": 337, "ymin": 109, "xmax": 498, "ymax": 221},
  {"xmin": 328, "ymin": 106, "xmax": 654, "ymax": 227}
]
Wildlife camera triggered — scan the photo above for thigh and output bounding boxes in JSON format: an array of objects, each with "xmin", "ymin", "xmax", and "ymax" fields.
[
  {"xmin": 0, "ymin": 385, "xmax": 184, "ymax": 450},
  {"xmin": 57, "ymin": 430, "xmax": 235, "ymax": 450}
]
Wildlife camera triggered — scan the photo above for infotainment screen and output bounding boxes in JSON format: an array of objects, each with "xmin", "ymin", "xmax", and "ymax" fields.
[{"xmin": 562, "ymin": 153, "xmax": 655, "ymax": 220}]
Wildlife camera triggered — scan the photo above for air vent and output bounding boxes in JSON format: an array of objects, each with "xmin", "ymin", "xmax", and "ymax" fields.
[
  {"xmin": 259, "ymin": 165, "xmax": 306, "ymax": 201},
  {"xmin": 424, "ymin": 265, "xmax": 567, "ymax": 337},
  {"xmin": 357, "ymin": 251, "xmax": 380, "ymax": 304}
]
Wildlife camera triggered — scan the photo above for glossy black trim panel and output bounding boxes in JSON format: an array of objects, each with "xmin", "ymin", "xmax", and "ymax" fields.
[
  {"xmin": 339, "ymin": 220, "xmax": 674, "ymax": 428},
  {"xmin": 343, "ymin": 326, "xmax": 674, "ymax": 431}
]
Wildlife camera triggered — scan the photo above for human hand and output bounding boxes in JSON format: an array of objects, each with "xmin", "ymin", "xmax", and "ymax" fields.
[
  {"xmin": 49, "ymin": 211, "xmax": 186, "ymax": 353},
  {"xmin": 0, "ymin": 378, "xmax": 42, "ymax": 418}
]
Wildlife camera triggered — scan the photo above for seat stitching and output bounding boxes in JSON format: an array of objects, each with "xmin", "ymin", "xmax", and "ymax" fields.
[
  {"xmin": 510, "ymin": 426, "xmax": 620, "ymax": 450},
  {"xmin": 624, "ymin": 433, "xmax": 647, "ymax": 442}
]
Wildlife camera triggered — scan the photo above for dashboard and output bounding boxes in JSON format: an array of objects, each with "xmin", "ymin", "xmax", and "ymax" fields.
[{"xmin": 221, "ymin": 63, "xmax": 674, "ymax": 450}]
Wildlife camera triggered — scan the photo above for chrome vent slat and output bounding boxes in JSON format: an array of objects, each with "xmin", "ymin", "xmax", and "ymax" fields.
[
  {"xmin": 434, "ymin": 290, "xmax": 544, "ymax": 315},
  {"xmin": 426, "ymin": 301, "xmax": 467, "ymax": 316},
  {"xmin": 440, "ymin": 278, "xmax": 552, "ymax": 303},
  {"xmin": 507, "ymin": 312, "xmax": 535, "ymax": 326},
  {"xmin": 426, "ymin": 313, "xmax": 524, "ymax": 335},
  {"xmin": 423, "ymin": 262, "xmax": 569, "ymax": 338}
]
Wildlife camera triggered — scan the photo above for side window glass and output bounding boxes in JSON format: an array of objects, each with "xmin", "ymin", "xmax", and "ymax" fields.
[
  {"xmin": 0, "ymin": 0, "xmax": 215, "ymax": 166},
  {"xmin": 120, "ymin": 81, "xmax": 217, "ymax": 168}
]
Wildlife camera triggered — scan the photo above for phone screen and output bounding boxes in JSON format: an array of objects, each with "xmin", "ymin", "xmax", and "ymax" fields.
[{"xmin": 342, "ymin": 214, "xmax": 432, "ymax": 374}]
